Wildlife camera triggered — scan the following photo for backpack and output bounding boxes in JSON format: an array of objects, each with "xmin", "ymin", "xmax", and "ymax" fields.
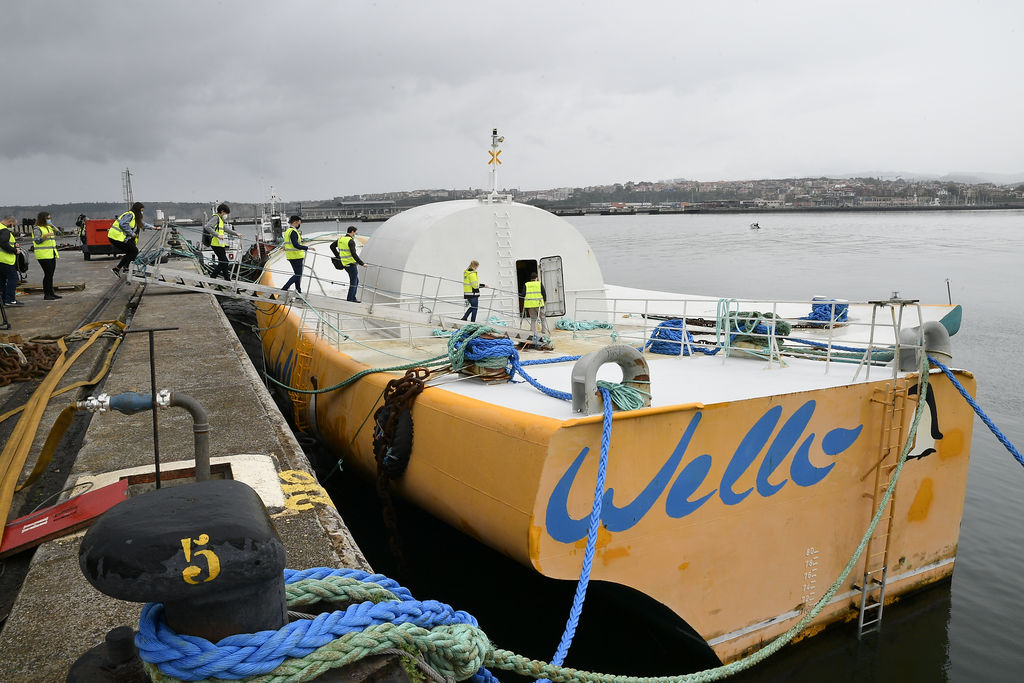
[{"xmin": 202, "ymin": 229, "xmax": 212, "ymax": 247}]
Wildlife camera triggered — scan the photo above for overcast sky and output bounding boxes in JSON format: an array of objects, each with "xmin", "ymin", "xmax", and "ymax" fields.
[{"xmin": 2, "ymin": 0, "xmax": 1021, "ymax": 205}]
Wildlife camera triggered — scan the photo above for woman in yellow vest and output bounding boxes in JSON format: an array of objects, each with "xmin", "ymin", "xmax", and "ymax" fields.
[
  {"xmin": 280, "ymin": 215, "xmax": 309, "ymax": 293},
  {"xmin": 203, "ymin": 203, "xmax": 242, "ymax": 280},
  {"xmin": 460, "ymin": 260, "xmax": 486, "ymax": 322},
  {"xmin": 109, "ymin": 202, "xmax": 151, "ymax": 277},
  {"xmin": 32, "ymin": 212, "xmax": 61, "ymax": 300}
]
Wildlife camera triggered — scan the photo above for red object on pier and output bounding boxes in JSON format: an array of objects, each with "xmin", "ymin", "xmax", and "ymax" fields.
[
  {"xmin": 0, "ymin": 479, "xmax": 129, "ymax": 558},
  {"xmin": 81, "ymin": 218, "xmax": 122, "ymax": 260}
]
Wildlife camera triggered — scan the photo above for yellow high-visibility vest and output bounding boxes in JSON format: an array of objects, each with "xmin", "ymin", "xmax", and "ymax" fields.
[
  {"xmin": 463, "ymin": 269, "xmax": 479, "ymax": 293},
  {"xmin": 210, "ymin": 215, "xmax": 228, "ymax": 248},
  {"xmin": 524, "ymin": 280, "xmax": 544, "ymax": 308},
  {"xmin": 0, "ymin": 229, "xmax": 16, "ymax": 266},
  {"xmin": 283, "ymin": 226, "xmax": 305, "ymax": 260},
  {"xmin": 108, "ymin": 211, "xmax": 134, "ymax": 243},
  {"xmin": 34, "ymin": 225, "xmax": 59, "ymax": 260},
  {"xmin": 336, "ymin": 235, "xmax": 356, "ymax": 266}
]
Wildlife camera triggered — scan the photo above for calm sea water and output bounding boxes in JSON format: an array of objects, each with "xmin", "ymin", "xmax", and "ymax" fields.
[{"xmin": 324, "ymin": 210, "xmax": 1024, "ymax": 683}]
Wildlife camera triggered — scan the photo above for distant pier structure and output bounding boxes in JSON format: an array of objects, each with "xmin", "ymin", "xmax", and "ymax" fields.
[{"xmin": 299, "ymin": 200, "xmax": 401, "ymax": 222}]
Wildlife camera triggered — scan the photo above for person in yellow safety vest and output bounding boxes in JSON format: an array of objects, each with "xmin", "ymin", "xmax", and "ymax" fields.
[
  {"xmin": 329, "ymin": 225, "xmax": 365, "ymax": 302},
  {"xmin": 460, "ymin": 260, "xmax": 487, "ymax": 322},
  {"xmin": 109, "ymin": 202, "xmax": 154, "ymax": 277},
  {"xmin": 203, "ymin": 203, "xmax": 242, "ymax": 280},
  {"xmin": 32, "ymin": 211, "xmax": 62, "ymax": 300},
  {"xmin": 0, "ymin": 216, "xmax": 23, "ymax": 306},
  {"xmin": 280, "ymin": 215, "xmax": 309, "ymax": 293},
  {"xmin": 520, "ymin": 271, "xmax": 550, "ymax": 340}
]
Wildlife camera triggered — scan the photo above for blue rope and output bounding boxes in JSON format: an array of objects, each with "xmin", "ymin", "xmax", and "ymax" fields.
[
  {"xmin": 545, "ymin": 387, "xmax": 614, "ymax": 677},
  {"xmin": 799, "ymin": 299, "xmax": 849, "ymax": 323},
  {"xmin": 644, "ymin": 319, "xmax": 720, "ymax": 356},
  {"xmin": 135, "ymin": 567, "xmax": 497, "ymax": 682},
  {"xmin": 508, "ymin": 356, "xmax": 573, "ymax": 401},
  {"xmin": 929, "ymin": 356, "xmax": 1024, "ymax": 468},
  {"xmin": 521, "ymin": 355, "xmax": 582, "ymax": 366},
  {"xmin": 787, "ymin": 337, "xmax": 893, "ymax": 357}
]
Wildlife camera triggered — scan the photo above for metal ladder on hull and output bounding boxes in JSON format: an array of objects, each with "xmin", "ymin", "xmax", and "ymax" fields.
[
  {"xmin": 288, "ymin": 331, "xmax": 316, "ymax": 433},
  {"xmin": 856, "ymin": 374, "xmax": 912, "ymax": 637},
  {"xmin": 492, "ymin": 209, "xmax": 517, "ymax": 317}
]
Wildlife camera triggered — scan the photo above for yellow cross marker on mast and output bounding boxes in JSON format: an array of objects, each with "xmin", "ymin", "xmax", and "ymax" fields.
[{"xmin": 488, "ymin": 150, "xmax": 502, "ymax": 165}]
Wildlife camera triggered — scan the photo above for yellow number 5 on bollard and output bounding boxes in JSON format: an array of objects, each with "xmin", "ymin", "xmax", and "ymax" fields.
[{"xmin": 181, "ymin": 534, "xmax": 221, "ymax": 584}]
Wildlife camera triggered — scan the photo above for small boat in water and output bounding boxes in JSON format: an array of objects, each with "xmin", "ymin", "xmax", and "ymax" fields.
[{"xmin": 257, "ymin": 131, "xmax": 975, "ymax": 664}]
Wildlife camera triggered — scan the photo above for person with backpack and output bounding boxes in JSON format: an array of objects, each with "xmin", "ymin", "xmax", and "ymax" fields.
[
  {"xmin": 329, "ymin": 225, "xmax": 365, "ymax": 302},
  {"xmin": 203, "ymin": 203, "xmax": 241, "ymax": 280},
  {"xmin": 109, "ymin": 202, "xmax": 154, "ymax": 277}
]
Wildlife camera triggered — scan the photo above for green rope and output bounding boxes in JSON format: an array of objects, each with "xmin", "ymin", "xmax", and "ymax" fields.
[
  {"xmin": 285, "ymin": 577, "xmax": 400, "ymax": 606},
  {"xmin": 445, "ymin": 323, "xmax": 502, "ymax": 371},
  {"xmin": 557, "ymin": 318, "xmax": 615, "ymax": 331},
  {"xmin": 596, "ymin": 380, "xmax": 649, "ymax": 411},
  {"xmin": 265, "ymin": 355, "xmax": 449, "ymax": 395}
]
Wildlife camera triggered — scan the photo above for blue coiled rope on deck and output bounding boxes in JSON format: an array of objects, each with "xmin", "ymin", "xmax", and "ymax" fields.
[
  {"xmin": 798, "ymin": 299, "xmax": 848, "ymax": 323},
  {"xmin": 644, "ymin": 319, "xmax": 720, "ymax": 356}
]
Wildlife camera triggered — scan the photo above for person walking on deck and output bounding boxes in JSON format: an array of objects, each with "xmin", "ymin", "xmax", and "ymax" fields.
[
  {"xmin": 32, "ymin": 212, "xmax": 61, "ymax": 300},
  {"xmin": 460, "ymin": 260, "xmax": 486, "ymax": 322},
  {"xmin": 0, "ymin": 216, "xmax": 22, "ymax": 306},
  {"xmin": 330, "ymin": 225, "xmax": 365, "ymax": 302},
  {"xmin": 280, "ymin": 215, "xmax": 308, "ymax": 293},
  {"xmin": 520, "ymin": 271, "xmax": 549, "ymax": 340},
  {"xmin": 203, "ymin": 203, "xmax": 241, "ymax": 280}
]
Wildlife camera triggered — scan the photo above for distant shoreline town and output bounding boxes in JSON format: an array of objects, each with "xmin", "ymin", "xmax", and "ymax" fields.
[{"xmin": 4, "ymin": 175, "xmax": 1023, "ymax": 228}]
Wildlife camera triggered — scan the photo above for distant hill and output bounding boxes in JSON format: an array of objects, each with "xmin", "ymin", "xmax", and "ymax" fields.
[{"xmin": 845, "ymin": 170, "xmax": 1024, "ymax": 185}]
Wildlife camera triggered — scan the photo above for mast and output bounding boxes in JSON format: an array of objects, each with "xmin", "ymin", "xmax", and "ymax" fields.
[
  {"xmin": 488, "ymin": 128, "xmax": 503, "ymax": 200},
  {"xmin": 485, "ymin": 128, "xmax": 510, "ymax": 204},
  {"xmin": 122, "ymin": 168, "xmax": 134, "ymax": 207}
]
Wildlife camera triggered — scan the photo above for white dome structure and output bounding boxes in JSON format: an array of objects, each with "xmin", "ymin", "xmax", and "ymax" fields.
[{"xmin": 361, "ymin": 198, "xmax": 607, "ymax": 319}]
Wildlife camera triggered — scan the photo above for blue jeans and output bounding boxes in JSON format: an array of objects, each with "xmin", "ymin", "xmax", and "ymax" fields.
[
  {"xmin": 461, "ymin": 295, "xmax": 479, "ymax": 321},
  {"xmin": 0, "ymin": 261, "xmax": 17, "ymax": 303},
  {"xmin": 344, "ymin": 263, "xmax": 359, "ymax": 301},
  {"xmin": 282, "ymin": 257, "xmax": 304, "ymax": 292}
]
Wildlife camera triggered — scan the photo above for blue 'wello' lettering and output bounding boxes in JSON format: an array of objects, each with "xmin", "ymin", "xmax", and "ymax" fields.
[{"xmin": 545, "ymin": 400, "xmax": 863, "ymax": 544}]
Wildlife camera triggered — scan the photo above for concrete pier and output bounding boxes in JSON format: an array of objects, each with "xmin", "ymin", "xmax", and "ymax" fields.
[{"xmin": 0, "ymin": 236, "xmax": 370, "ymax": 681}]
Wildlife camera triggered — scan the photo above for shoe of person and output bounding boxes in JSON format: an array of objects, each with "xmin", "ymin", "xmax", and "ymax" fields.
[
  {"xmin": 6, "ymin": 300, "xmax": 24, "ymax": 306},
  {"xmin": 44, "ymin": 294, "xmax": 60, "ymax": 300},
  {"xmin": 111, "ymin": 267, "xmax": 121, "ymax": 277}
]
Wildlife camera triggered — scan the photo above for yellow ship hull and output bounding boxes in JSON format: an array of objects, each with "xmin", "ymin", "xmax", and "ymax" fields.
[{"xmin": 259, "ymin": 305, "xmax": 975, "ymax": 662}]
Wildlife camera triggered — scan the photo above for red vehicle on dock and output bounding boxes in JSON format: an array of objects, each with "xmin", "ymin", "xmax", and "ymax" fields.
[{"xmin": 80, "ymin": 218, "xmax": 122, "ymax": 261}]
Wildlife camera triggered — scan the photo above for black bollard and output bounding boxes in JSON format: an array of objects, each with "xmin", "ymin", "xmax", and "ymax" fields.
[
  {"xmin": 79, "ymin": 479, "xmax": 287, "ymax": 642},
  {"xmin": 66, "ymin": 626, "xmax": 145, "ymax": 682}
]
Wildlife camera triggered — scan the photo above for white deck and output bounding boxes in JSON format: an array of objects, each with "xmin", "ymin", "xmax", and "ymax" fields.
[{"xmin": 262, "ymin": 232, "xmax": 952, "ymax": 422}]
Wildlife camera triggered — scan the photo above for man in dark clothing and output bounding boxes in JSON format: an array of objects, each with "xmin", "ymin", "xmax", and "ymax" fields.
[
  {"xmin": 280, "ymin": 216, "xmax": 309, "ymax": 293},
  {"xmin": 0, "ymin": 216, "xmax": 23, "ymax": 306},
  {"xmin": 330, "ymin": 226, "xmax": 365, "ymax": 302}
]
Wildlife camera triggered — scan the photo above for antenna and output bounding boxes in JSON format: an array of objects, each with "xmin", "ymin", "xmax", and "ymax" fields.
[{"xmin": 122, "ymin": 168, "xmax": 134, "ymax": 207}]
